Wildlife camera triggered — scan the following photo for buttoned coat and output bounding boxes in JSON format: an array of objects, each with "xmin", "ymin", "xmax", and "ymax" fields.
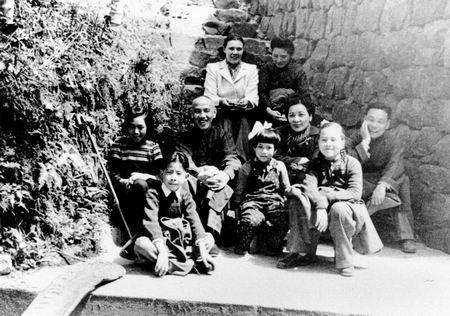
[{"xmin": 204, "ymin": 60, "xmax": 259, "ymax": 107}]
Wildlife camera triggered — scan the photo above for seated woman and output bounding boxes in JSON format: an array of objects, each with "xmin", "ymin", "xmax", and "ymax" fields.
[
  {"xmin": 203, "ymin": 34, "xmax": 259, "ymax": 161},
  {"xmin": 278, "ymin": 122, "xmax": 383, "ymax": 277},
  {"xmin": 274, "ymin": 97, "xmax": 320, "ymax": 266},
  {"xmin": 258, "ymin": 37, "xmax": 315, "ymax": 127},
  {"xmin": 109, "ymin": 106, "xmax": 162, "ymax": 236}
]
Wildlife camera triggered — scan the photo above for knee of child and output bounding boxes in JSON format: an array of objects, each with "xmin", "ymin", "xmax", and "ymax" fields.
[
  {"xmin": 131, "ymin": 179, "xmax": 149, "ymax": 193},
  {"xmin": 134, "ymin": 236, "xmax": 151, "ymax": 251},
  {"xmin": 329, "ymin": 202, "xmax": 350, "ymax": 219}
]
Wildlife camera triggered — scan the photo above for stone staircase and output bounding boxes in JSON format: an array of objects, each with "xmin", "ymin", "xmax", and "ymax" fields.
[{"xmin": 154, "ymin": 0, "xmax": 271, "ymax": 96}]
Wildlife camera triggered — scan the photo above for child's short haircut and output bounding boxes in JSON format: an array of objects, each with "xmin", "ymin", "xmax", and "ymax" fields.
[
  {"xmin": 283, "ymin": 94, "xmax": 315, "ymax": 117},
  {"xmin": 162, "ymin": 151, "xmax": 189, "ymax": 171},
  {"xmin": 365, "ymin": 102, "xmax": 392, "ymax": 119},
  {"xmin": 320, "ymin": 122, "xmax": 345, "ymax": 140},
  {"xmin": 270, "ymin": 37, "xmax": 295, "ymax": 55},
  {"xmin": 251, "ymin": 128, "xmax": 281, "ymax": 148}
]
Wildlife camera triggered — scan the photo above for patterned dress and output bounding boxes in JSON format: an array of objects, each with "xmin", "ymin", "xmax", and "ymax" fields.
[{"xmin": 233, "ymin": 158, "xmax": 290, "ymax": 253}]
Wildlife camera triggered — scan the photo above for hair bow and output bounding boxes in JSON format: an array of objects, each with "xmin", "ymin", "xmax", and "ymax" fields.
[{"xmin": 248, "ymin": 121, "xmax": 272, "ymax": 140}]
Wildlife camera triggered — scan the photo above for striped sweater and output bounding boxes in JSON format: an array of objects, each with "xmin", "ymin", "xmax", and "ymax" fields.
[{"xmin": 109, "ymin": 136, "xmax": 163, "ymax": 186}]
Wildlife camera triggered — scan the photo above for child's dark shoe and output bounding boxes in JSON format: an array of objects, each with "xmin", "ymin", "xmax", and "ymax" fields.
[
  {"xmin": 234, "ymin": 247, "xmax": 247, "ymax": 255},
  {"xmin": 277, "ymin": 253, "xmax": 300, "ymax": 269},
  {"xmin": 195, "ymin": 258, "xmax": 215, "ymax": 274},
  {"xmin": 119, "ymin": 248, "xmax": 137, "ymax": 261},
  {"xmin": 277, "ymin": 253, "xmax": 317, "ymax": 269},
  {"xmin": 209, "ymin": 244, "xmax": 220, "ymax": 257}
]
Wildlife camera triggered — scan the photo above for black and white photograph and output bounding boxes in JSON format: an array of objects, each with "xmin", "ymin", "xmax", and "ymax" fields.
[{"xmin": 0, "ymin": 0, "xmax": 449, "ymax": 315}]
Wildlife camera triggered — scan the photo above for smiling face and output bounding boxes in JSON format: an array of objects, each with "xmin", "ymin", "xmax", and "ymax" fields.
[
  {"xmin": 224, "ymin": 40, "xmax": 244, "ymax": 65},
  {"xmin": 287, "ymin": 103, "xmax": 312, "ymax": 132},
  {"xmin": 365, "ymin": 108, "xmax": 390, "ymax": 139},
  {"xmin": 127, "ymin": 115, "xmax": 147, "ymax": 143},
  {"xmin": 254, "ymin": 142, "xmax": 275, "ymax": 163},
  {"xmin": 319, "ymin": 125, "xmax": 345, "ymax": 161},
  {"xmin": 272, "ymin": 47, "xmax": 291, "ymax": 69},
  {"xmin": 162, "ymin": 161, "xmax": 188, "ymax": 192},
  {"xmin": 191, "ymin": 98, "xmax": 217, "ymax": 130}
]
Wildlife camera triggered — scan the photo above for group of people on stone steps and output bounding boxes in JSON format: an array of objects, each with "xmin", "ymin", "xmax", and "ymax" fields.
[{"xmin": 109, "ymin": 35, "xmax": 417, "ymax": 278}]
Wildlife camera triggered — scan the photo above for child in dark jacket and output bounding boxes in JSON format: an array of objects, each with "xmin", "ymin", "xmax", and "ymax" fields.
[
  {"xmin": 233, "ymin": 124, "xmax": 291, "ymax": 255},
  {"xmin": 133, "ymin": 152, "xmax": 215, "ymax": 276},
  {"xmin": 109, "ymin": 109, "xmax": 162, "ymax": 235}
]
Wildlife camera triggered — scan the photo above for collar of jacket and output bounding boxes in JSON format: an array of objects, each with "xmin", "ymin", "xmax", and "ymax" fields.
[{"xmin": 218, "ymin": 59, "xmax": 250, "ymax": 84}]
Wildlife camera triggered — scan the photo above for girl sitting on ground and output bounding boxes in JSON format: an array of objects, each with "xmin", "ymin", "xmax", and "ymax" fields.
[
  {"xmin": 279, "ymin": 122, "xmax": 382, "ymax": 277},
  {"xmin": 133, "ymin": 152, "xmax": 215, "ymax": 277},
  {"xmin": 233, "ymin": 123, "xmax": 291, "ymax": 255}
]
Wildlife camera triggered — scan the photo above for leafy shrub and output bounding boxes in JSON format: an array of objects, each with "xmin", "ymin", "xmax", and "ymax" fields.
[{"xmin": 0, "ymin": 0, "xmax": 183, "ymax": 269}]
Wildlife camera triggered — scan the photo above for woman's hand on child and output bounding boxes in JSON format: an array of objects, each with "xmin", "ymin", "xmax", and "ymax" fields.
[
  {"xmin": 315, "ymin": 208, "xmax": 328, "ymax": 232},
  {"xmin": 155, "ymin": 250, "xmax": 169, "ymax": 277},
  {"xmin": 371, "ymin": 184, "xmax": 386, "ymax": 205},
  {"xmin": 266, "ymin": 108, "xmax": 286, "ymax": 122}
]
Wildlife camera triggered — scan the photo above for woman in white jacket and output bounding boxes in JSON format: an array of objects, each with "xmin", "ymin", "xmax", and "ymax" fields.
[{"xmin": 203, "ymin": 34, "xmax": 259, "ymax": 161}]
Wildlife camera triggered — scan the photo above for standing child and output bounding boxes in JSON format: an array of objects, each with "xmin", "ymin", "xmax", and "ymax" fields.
[
  {"xmin": 133, "ymin": 152, "xmax": 215, "ymax": 276},
  {"xmin": 233, "ymin": 124, "xmax": 291, "ymax": 255},
  {"xmin": 109, "ymin": 109, "xmax": 163, "ymax": 236},
  {"xmin": 284, "ymin": 122, "xmax": 382, "ymax": 276}
]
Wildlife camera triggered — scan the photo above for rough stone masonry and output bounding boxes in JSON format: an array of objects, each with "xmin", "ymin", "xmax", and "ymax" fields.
[
  {"xmin": 249, "ymin": 0, "xmax": 450, "ymax": 253},
  {"xmin": 149, "ymin": 0, "xmax": 449, "ymax": 253}
]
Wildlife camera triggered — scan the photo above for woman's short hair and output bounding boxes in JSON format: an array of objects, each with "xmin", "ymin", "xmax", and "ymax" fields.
[
  {"xmin": 218, "ymin": 33, "xmax": 245, "ymax": 59},
  {"xmin": 283, "ymin": 94, "xmax": 315, "ymax": 117},
  {"xmin": 250, "ymin": 128, "xmax": 281, "ymax": 148},
  {"xmin": 270, "ymin": 37, "xmax": 295, "ymax": 55}
]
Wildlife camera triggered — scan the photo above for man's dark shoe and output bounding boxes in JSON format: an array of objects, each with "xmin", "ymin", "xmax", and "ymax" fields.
[
  {"xmin": 209, "ymin": 244, "xmax": 220, "ymax": 257},
  {"xmin": 248, "ymin": 235, "xmax": 260, "ymax": 254},
  {"xmin": 400, "ymin": 239, "xmax": 417, "ymax": 254}
]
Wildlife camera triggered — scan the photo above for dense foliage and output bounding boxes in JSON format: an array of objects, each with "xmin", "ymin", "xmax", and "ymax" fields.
[{"xmin": 0, "ymin": 0, "xmax": 184, "ymax": 269}]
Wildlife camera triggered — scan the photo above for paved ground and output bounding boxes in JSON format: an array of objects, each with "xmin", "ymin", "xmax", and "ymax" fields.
[
  {"xmin": 88, "ymin": 242, "xmax": 450, "ymax": 316},
  {"xmin": 1, "ymin": 241, "xmax": 450, "ymax": 315}
]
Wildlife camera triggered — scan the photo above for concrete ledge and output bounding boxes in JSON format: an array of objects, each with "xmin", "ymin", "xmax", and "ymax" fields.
[{"xmin": 1, "ymin": 243, "xmax": 450, "ymax": 316}]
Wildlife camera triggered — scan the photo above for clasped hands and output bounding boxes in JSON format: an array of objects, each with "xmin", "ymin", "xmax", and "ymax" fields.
[
  {"xmin": 197, "ymin": 165, "xmax": 229, "ymax": 191},
  {"xmin": 219, "ymin": 98, "xmax": 252, "ymax": 111}
]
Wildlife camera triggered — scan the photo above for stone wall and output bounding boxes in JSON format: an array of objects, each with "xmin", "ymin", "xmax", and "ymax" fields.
[{"xmin": 250, "ymin": 0, "xmax": 450, "ymax": 253}]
